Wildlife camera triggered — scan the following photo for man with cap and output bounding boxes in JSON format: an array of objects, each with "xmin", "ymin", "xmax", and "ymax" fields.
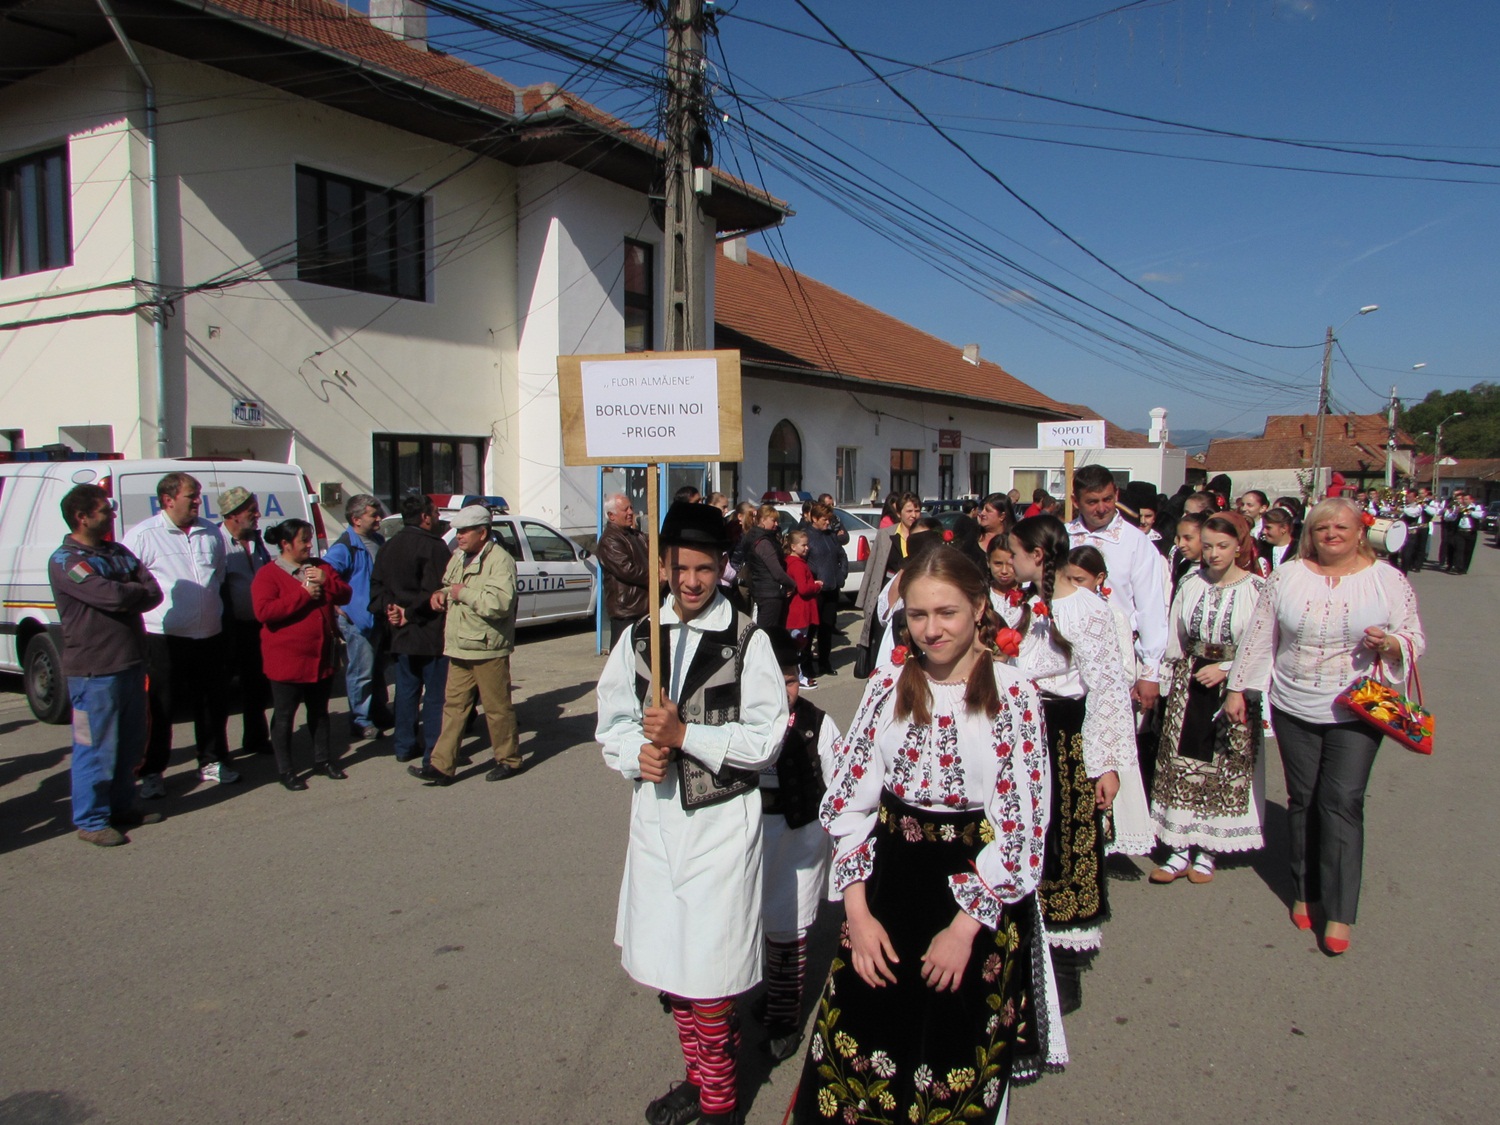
[
  {"xmin": 412, "ymin": 503, "xmax": 521, "ymax": 784},
  {"xmin": 596, "ymin": 501, "xmax": 787, "ymax": 1125},
  {"xmin": 218, "ymin": 485, "xmax": 272, "ymax": 755}
]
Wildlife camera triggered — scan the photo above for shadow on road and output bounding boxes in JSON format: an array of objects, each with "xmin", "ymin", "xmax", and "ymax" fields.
[
  {"xmin": 0, "ymin": 1090, "xmax": 97, "ymax": 1125},
  {"xmin": 0, "ymin": 743, "xmax": 73, "ymax": 856}
]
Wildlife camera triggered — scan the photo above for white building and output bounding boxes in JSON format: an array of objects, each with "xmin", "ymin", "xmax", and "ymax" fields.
[{"xmin": 0, "ymin": 0, "xmax": 783, "ymax": 535}]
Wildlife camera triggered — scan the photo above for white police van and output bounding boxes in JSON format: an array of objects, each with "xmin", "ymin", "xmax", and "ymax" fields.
[{"xmin": 0, "ymin": 452, "xmax": 320, "ymax": 723}]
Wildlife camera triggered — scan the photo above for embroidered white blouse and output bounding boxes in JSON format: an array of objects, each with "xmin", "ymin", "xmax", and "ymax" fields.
[
  {"xmin": 1166, "ymin": 571, "xmax": 1268, "ymax": 690},
  {"xmin": 819, "ymin": 662, "xmax": 1051, "ymax": 929},
  {"xmin": 1067, "ymin": 512, "xmax": 1170, "ymax": 682},
  {"xmin": 1228, "ymin": 560, "xmax": 1425, "ymax": 724},
  {"xmin": 1013, "ymin": 589, "xmax": 1138, "ymax": 778}
]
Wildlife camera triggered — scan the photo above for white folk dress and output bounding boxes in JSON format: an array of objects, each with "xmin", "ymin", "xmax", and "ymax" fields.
[
  {"xmin": 596, "ymin": 593, "xmax": 788, "ymax": 1000},
  {"xmin": 1152, "ymin": 571, "xmax": 1268, "ymax": 853},
  {"xmin": 760, "ymin": 708, "xmax": 840, "ymax": 937}
]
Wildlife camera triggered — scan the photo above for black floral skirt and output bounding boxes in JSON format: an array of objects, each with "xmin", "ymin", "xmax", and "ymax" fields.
[
  {"xmin": 1037, "ymin": 695, "xmax": 1109, "ymax": 934},
  {"xmin": 791, "ymin": 791, "xmax": 1037, "ymax": 1124}
]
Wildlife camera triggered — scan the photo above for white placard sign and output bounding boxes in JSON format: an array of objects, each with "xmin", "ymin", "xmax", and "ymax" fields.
[
  {"xmin": 1037, "ymin": 419, "xmax": 1105, "ymax": 449},
  {"xmin": 579, "ymin": 357, "xmax": 721, "ymax": 460}
]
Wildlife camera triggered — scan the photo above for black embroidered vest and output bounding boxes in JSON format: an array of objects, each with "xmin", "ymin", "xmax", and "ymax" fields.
[
  {"xmin": 631, "ymin": 607, "xmax": 762, "ymax": 810},
  {"xmin": 774, "ymin": 697, "xmax": 829, "ymax": 830}
]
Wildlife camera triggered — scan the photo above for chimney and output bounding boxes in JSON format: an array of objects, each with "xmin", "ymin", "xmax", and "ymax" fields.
[
  {"xmin": 962, "ymin": 343, "xmax": 980, "ymax": 366},
  {"xmin": 370, "ymin": 0, "xmax": 428, "ymax": 51},
  {"xmin": 1148, "ymin": 406, "xmax": 1168, "ymax": 445},
  {"xmin": 722, "ymin": 237, "xmax": 747, "ymax": 265}
]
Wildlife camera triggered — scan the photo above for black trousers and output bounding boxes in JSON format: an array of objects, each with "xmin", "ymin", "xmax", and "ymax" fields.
[
  {"xmin": 755, "ymin": 595, "xmax": 787, "ymax": 630},
  {"xmin": 1438, "ymin": 524, "xmax": 1458, "ymax": 570},
  {"xmin": 141, "ymin": 633, "xmax": 231, "ymax": 774},
  {"xmin": 1455, "ymin": 529, "xmax": 1478, "ymax": 574},
  {"xmin": 1400, "ymin": 526, "xmax": 1427, "ymax": 572},
  {"xmin": 225, "ymin": 618, "xmax": 271, "ymax": 752},
  {"xmin": 269, "ymin": 678, "xmax": 334, "ymax": 776},
  {"xmin": 813, "ymin": 589, "xmax": 840, "ymax": 672}
]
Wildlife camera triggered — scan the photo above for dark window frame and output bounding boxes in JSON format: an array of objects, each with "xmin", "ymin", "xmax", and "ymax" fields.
[
  {"xmin": 371, "ymin": 433, "xmax": 486, "ymax": 514},
  {"xmin": 767, "ymin": 418, "xmax": 803, "ymax": 492},
  {"xmin": 968, "ymin": 451, "xmax": 989, "ymax": 498},
  {"xmin": 2, "ymin": 145, "xmax": 71, "ymax": 279},
  {"xmin": 623, "ymin": 238, "xmax": 654, "ymax": 352},
  {"xmin": 890, "ymin": 448, "xmax": 919, "ymax": 496},
  {"xmin": 296, "ymin": 165, "xmax": 426, "ymax": 300}
]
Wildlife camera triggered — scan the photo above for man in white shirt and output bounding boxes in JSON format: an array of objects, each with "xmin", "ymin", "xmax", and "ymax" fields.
[
  {"xmin": 597, "ymin": 502, "xmax": 786, "ymax": 1125},
  {"xmin": 1067, "ymin": 465, "xmax": 1168, "ymax": 712},
  {"xmin": 122, "ymin": 472, "xmax": 237, "ymax": 796}
]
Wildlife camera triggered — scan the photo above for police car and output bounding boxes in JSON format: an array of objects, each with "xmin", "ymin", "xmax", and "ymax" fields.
[{"xmin": 381, "ymin": 495, "xmax": 599, "ymax": 628}]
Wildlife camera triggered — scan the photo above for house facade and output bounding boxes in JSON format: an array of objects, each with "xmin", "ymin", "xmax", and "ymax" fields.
[{"xmin": 1204, "ymin": 413, "xmax": 1416, "ymax": 499}]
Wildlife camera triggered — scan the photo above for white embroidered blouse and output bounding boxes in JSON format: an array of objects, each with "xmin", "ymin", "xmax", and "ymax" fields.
[{"xmin": 819, "ymin": 661, "xmax": 1051, "ymax": 929}]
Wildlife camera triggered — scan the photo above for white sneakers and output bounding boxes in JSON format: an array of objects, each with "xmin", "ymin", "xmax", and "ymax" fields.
[
  {"xmin": 138, "ymin": 773, "xmax": 167, "ymax": 799},
  {"xmin": 198, "ymin": 762, "xmax": 241, "ymax": 785}
]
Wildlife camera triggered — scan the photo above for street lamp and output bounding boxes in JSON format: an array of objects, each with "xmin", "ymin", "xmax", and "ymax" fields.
[
  {"xmin": 1433, "ymin": 411, "xmax": 1463, "ymax": 496},
  {"xmin": 1311, "ymin": 305, "xmax": 1379, "ymax": 498}
]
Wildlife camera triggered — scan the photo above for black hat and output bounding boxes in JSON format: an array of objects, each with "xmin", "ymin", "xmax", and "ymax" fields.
[
  {"xmin": 659, "ymin": 501, "xmax": 729, "ymax": 551},
  {"xmin": 1121, "ymin": 480, "xmax": 1159, "ymax": 514}
]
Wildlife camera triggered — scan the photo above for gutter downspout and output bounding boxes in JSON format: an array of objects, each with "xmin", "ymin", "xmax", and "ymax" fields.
[{"xmin": 96, "ymin": 0, "xmax": 168, "ymax": 457}]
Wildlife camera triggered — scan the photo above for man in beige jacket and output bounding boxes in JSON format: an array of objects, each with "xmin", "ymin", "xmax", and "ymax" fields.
[{"xmin": 411, "ymin": 505, "xmax": 521, "ymax": 785}]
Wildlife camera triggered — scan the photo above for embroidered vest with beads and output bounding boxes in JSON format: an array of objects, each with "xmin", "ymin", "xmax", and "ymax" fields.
[
  {"xmin": 631, "ymin": 608, "xmax": 761, "ymax": 810},
  {"xmin": 773, "ymin": 696, "xmax": 829, "ymax": 830}
]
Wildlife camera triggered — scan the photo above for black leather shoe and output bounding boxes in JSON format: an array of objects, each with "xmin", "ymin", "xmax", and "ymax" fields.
[
  {"xmin": 763, "ymin": 1023, "xmax": 804, "ymax": 1063},
  {"xmin": 645, "ymin": 1081, "xmax": 701, "ymax": 1125},
  {"xmin": 280, "ymin": 773, "xmax": 308, "ymax": 792},
  {"xmin": 486, "ymin": 762, "xmax": 522, "ymax": 782},
  {"xmin": 314, "ymin": 762, "xmax": 348, "ymax": 780},
  {"xmin": 408, "ymin": 764, "xmax": 453, "ymax": 786}
]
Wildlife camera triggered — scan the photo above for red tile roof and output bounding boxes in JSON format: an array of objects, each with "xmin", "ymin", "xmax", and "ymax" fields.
[
  {"xmin": 714, "ymin": 248, "xmax": 1069, "ymax": 416},
  {"xmin": 1204, "ymin": 413, "xmax": 1412, "ymax": 473}
]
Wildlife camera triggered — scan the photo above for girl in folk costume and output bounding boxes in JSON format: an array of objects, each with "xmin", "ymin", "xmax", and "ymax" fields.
[
  {"xmin": 791, "ymin": 546, "xmax": 1065, "ymax": 1125},
  {"xmin": 783, "ymin": 529, "xmax": 823, "ymax": 689},
  {"xmin": 1150, "ymin": 513, "xmax": 1268, "ymax": 885},
  {"xmin": 1062, "ymin": 546, "xmax": 1156, "ymax": 860},
  {"xmin": 1170, "ymin": 512, "xmax": 1208, "ymax": 597},
  {"xmin": 1006, "ymin": 516, "xmax": 1138, "ymax": 1014},
  {"xmin": 986, "ymin": 537, "xmax": 1024, "ymax": 629},
  {"xmin": 757, "ymin": 629, "xmax": 840, "ymax": 1064}
]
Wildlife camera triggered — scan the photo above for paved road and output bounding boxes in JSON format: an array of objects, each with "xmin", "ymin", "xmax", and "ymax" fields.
[{"xmin": 1, "ymin": 552, "xmax": 1495, "ymax": 1125}]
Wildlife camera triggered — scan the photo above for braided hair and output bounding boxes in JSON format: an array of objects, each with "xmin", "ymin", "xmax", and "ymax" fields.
[{"xmin": 1009, "ymin": 514, "xmax": 1073, "ymax": 660}]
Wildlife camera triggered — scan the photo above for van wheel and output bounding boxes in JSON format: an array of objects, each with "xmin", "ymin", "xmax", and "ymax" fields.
[{"xmin": 24, "ymin": 634, "xmax": 71, "ymax": 725}]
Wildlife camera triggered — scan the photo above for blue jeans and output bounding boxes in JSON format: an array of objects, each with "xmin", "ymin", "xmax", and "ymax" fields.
[
  {"xmin": 393, "ymin": 653, "xmax": 448, "ymax": 765},
  {"xmin": 69, "ymin": 666, "xmax": 148, "ymax": 831},
  {"xmin": 338, "ymin": 614, "xmax": 381, "ymax": 726}
]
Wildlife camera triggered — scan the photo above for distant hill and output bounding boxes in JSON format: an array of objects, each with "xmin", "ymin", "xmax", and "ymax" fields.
[{"xmin": 1128, "ymin": 427, "xmax": 1254, "ymax": 456}]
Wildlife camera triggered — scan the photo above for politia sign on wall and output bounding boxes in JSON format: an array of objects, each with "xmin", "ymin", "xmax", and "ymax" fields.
[{"xmin": 558, "ymin": 351, "xmax": 743, "ymax": 466}]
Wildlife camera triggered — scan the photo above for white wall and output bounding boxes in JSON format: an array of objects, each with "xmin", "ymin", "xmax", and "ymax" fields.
[
  {"xmin": 739, "ymin": 377, "xmax": 1043, "ymax": 502},
  {"xmin": 987, "ymin": 446, "xmax": 1187, "ymax": 497}
]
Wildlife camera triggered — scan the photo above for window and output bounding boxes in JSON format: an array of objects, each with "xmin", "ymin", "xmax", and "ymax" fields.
[
  {"xmin": 1011, "ymin": 468, "xmax": 1064, "ymax": 501},
  {"xmin": 836, "ymin": 447, "xmax": 858, "ymax": 504},
  {"xmin": 890, "ymin": 448, "xmax": 919, "ymax": 496},
  {"xmin": 2, "ymin": 146, "xmax": 71, "ymax": 278},
  {"xmin": 523, "ymin": 521, "xmax": 578, "ymax": 563},
  {"xmin": 969, "ymin": 451, "xmax": 989, "ymax": 498},
  {"xmin": 296, "ymin": 166, "xmax": 425, "ymax": 299},
  {"xmin": 624, "ymin": 239, "xmax": 654, "ymax": 351},
  {"xmin": 767, "ymin": 419, "xmax": 802, "ymax": 492},
  {"xmin": 371, "ymin": 433, "xmax": 484, "ymax": 513},
  {"xmin": 491, "ymin": 520, "xmax": 523, "ymax": 561},
  {"xmin": 938, "ymin": 454, "xmax": 954, "ymax": 500}
]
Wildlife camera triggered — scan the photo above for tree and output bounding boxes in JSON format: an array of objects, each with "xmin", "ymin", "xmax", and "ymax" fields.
[{"xmin": 1398, "ymin": 384, "xmax": 1500, "ymax": 459}]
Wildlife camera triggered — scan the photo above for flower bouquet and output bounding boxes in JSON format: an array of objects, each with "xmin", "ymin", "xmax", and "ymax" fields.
[{"xmin": 1336, "ymin": 660, "xmax": 1434, "ymax": 755}]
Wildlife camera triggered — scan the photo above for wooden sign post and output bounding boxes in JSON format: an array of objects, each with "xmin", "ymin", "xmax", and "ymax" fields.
[
  {"xmin": 1037, "ymin": 419, "xmax": 1107, "ymax": 523},
  {"xmin": 559, "ymin": 350, "xmax": 743, "ymax": 704}
]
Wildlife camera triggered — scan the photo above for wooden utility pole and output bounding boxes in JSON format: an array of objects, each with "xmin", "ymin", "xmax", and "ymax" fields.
[
  {"xmin": 661, "ymin": 0, "xmax": 710, "ymax": 351},
  {"xmin": 1310, "ymin": 324, "xmax": 1334, "ymax": 499}
]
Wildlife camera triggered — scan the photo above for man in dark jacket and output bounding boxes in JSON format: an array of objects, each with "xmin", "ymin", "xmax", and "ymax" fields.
[
  {"xmin": 48, "ymin": 484, "xmax": 164, "ymax": 846},
  {"xmin": 369, "ymin": 495, "xmax": 451, "ymax": 767},
  {"xmin": 598, "ymin": 493, "xmax": 649, "ymax": 650}
]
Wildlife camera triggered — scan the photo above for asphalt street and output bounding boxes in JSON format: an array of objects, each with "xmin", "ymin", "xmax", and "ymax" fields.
[{"xmin": 1, "ymin": 547, "xmax": 1495, "ymax": 1125}]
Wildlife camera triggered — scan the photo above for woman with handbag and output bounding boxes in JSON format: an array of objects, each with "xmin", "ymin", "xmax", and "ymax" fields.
[
  {"xmin": 253, "ymin": 519, "xmax": 352, "ymax": 790},
  {"xmin": 1225, "ymin": 497, "xmax": 1424, "ymax": 955},
  {"xmin": 1149, "ymin": 513, "xmax": 1267, "ymax": 886}
]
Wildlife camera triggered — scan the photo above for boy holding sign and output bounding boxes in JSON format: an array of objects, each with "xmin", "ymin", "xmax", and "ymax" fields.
[{"xmin": 596, "ymin": 502, "xmax": 787, "ymax": 1125}]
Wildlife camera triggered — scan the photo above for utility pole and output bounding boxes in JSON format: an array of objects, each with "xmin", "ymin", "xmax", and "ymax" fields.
[
  {"xmin": 1385, "ymin": 385, "xmax": 1399, "ymax": 490},
  {"xmin": 659, "ymin": 0, "xmax": 710, "ymax": 351},
  {"xmin": 1310, "ymin": 324, "xmax": 1334, "ymax": 500}
]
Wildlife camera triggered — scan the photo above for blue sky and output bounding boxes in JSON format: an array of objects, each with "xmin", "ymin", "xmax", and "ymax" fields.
[{"xmin": 421, "ymin": 1, "xmax": 1500, "ymax": 433}]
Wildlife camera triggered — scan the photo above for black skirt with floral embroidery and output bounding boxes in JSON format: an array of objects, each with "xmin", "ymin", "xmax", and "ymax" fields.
[
  {"xmin": 791, "ymin": 790, "xmax": 1037, "ymax": 1124},
  {"xmin": 1037, "ymin": 694, "xmax": 1109, "ymax": 937}
]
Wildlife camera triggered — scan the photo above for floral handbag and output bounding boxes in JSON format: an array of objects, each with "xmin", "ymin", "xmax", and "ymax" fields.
[{"xmin": 1336, "ymin": 649, "xmax": 1434, "ymax": 755}]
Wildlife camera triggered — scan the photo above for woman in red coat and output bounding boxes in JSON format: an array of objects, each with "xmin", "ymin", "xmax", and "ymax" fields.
[
  {"xmin": 784, "ymin": 529, "xmax": 823, "ymax": 688},
  {"xmin": 253, "ymin": 519, "xmax": 352, "ymax": 790}
]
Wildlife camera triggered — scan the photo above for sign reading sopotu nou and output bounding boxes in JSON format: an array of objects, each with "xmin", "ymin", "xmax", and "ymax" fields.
[
  {"xmin": 1037, "ymin": 419, "xmax": 1105, "ymax": 449},
  {"xmin": 559, "ymin": 350, "xmax": 743, "ymax": 466}
]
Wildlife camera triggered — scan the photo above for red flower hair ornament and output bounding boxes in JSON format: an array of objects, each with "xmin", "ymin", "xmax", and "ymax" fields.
[
  {"xmin": 1361, "ymin": 511, "xmax": 1377, "ymax": 528},
  {"xmin": 1004, "ymin": 588, "xmax": 1024, "ymax": 608},
  {"xmin": 942, "ymin": 529, "xmax": 955, "ymax": 542},
  {"xmin": 891, "ymin": 645, "xmax": 909, "ymax": 666},
  {"xmin": 993, "ymin": 627, "xmax": 1023, "ymax": 659}
]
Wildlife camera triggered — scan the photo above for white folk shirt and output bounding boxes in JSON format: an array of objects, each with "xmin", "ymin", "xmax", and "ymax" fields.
[
  {"xmin": 1067, "ymin": 512, "xmax": 1170, "ymax": 682},
  {"xmin": 596, "ymin": 592, "xmax": 787, "ymax": 999},
  {"xmin": 121, "ymin": 512, "xmax": 226, "ymax": 638}
]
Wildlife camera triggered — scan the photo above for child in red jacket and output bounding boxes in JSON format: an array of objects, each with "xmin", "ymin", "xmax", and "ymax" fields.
[{"xmin": 783, "ymin": 530, "xmax": 822, "ymax": 689}]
